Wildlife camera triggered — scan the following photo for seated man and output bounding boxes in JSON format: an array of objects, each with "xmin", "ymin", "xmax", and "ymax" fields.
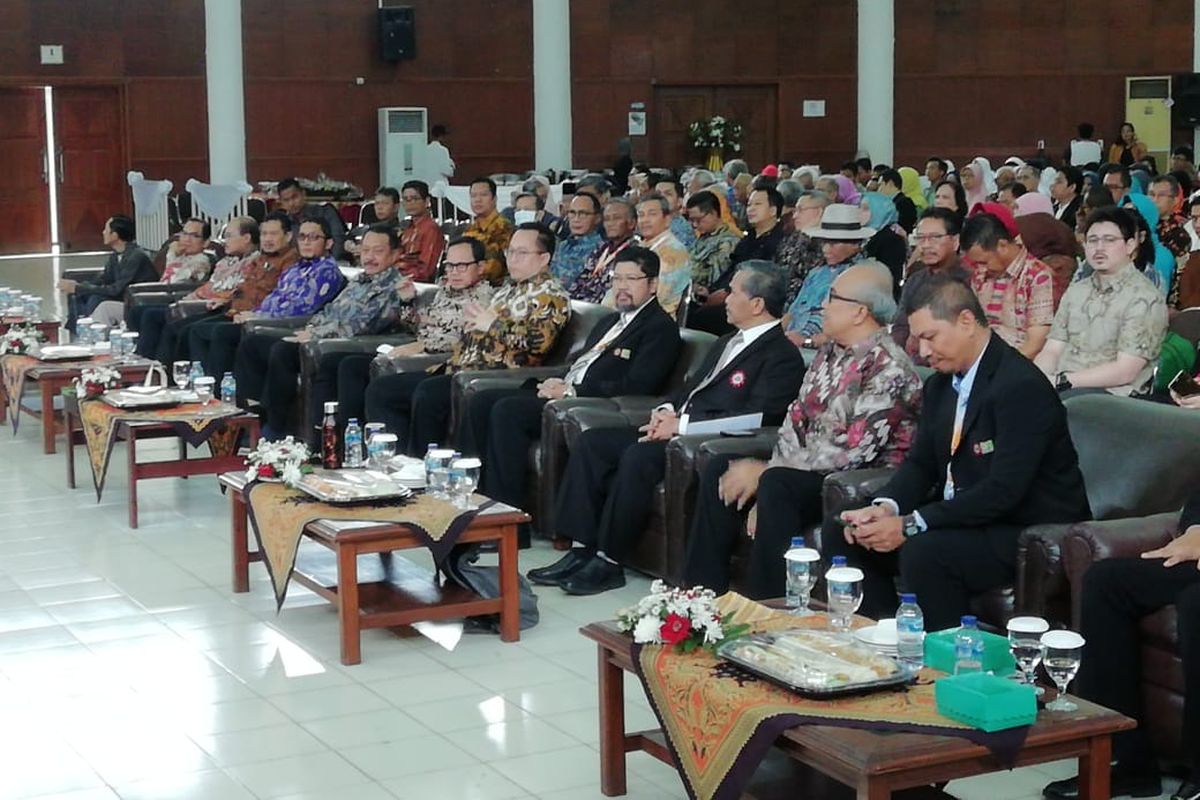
[
  {"xmin": 58, "ymin": 214, "xmax": 156, "ymax": 333},
  {"xmin": 148, "ymin": 213, "xmax": 298, "ymax": 364},
  {"xmin": 962, "ymin": 209, "xmax": 1055, "ymax": 359},
  {"xmin": 893, "ymin": 207, "xmax": 970, "ymax": 363},
  {"xmin": 684, "ymin": 190, "xmax": 740, "ymax": 301},
  {"xmin": 655, "ymin": 175, "xmax": 696, "ymax": 248},
  {"xmin": 135, "ymin": 216, "xmax": 259, "ymax": 360},
  {"xmin": 396, "ymin": 180, "xmax": 445, "ymax": 282},
  {"xmin": 475, "ymin": 246, "xmax": 682, "ymax": 509},
  {"xmin": 824, "ymin": 274, "xmax": 1090, "ymax": 629},
  {"xmin": 188, "ymin": 216, "xmax": 343, "ymax": 380},
  {"xmin": 566, "ymin": 199, "xmax": 637, "ymax": 303},
  {"xmin": 1042, "ymin": 490, "xmax": 1200, "ymax": 800},
  {"xmin": 633, "ymin": 193, "xmax": 690, "ymax": 317},
  {"xmin": 233, "ymin": 224, "xmax": 408, "ymax": 440},
  {"xmin": 343, "ymin": 187, "xmax": 400, "ymax": 259},
  {"xmin": 550, "ymin": 193, "xmax": 604, "ymax": 290},
  {"xmin": 782, "ymin": 203, "xmax": 871, "ymax": 348},
  {"xmin": 683, "ymin": 262, "xmax": 923, "ymax": 598},
  {"xmin": 775, "ymin": 190, "xmax": 830, "ymax": 304},
  {"xmin": 463, "ymin": 177, "xmax": 515, "ymax": 284},
  {"xmin": 334, "ymin": 237, "xmax": 495, "ymax": 431},
  {"xmin": 276, "ymin": 177, "xmax": 346, "ymax": 260},
  {"xmin": 364, "ymin": 223, "xmax": 570, "ymax": 454},
  {"xmin": 531, "ymin": 261, "xmax": 807, "ymax": 595},
  {"xmin": 1035, "ymin": 206, "xmax": 1168, "ymax": 398}
]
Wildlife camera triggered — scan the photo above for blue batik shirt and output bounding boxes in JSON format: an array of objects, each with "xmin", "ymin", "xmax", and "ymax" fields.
[
  {"xmin": 255, "ymin": 255, "xmax": 345, "ymax": 318},
  {"xmin": 550, "ymin": 230, "xmax": 604, "ymax": 290}
]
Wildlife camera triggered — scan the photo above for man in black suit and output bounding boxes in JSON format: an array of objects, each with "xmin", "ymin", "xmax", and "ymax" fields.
[
  {"xmin": 825, "ymin": 273, "xmax": 1090, "ymax": 630},
  {"xmin": 474, "ymin": 246, "xmax": 683, "ymax": 512},
  {"xmin": 1044, "ymin": 490, "xmax": 1200, "ymax": 800},
  {"xmin": 532, "ymin": 260, "xmax": 807, "ymax": 595}
]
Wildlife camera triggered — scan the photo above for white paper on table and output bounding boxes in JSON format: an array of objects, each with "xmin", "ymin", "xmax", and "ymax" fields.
[{"xmin": 678, "ymin": 412, "xmax": 763, "ymax": 436}]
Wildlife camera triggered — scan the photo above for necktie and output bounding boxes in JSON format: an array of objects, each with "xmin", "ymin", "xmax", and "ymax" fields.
[
  {"xmin": 945, "ymin": 373, "xmax": 968, "ymax": 500},
  {"xmin": 563, "ymin": 314, "xmax": 630, "ymax": 387}
]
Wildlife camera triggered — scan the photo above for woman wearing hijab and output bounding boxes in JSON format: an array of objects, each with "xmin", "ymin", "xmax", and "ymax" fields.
[
  {"xmin": 898, "ymin": 166, "xmax": 929, "ymax": 212},
  {"xmin": 703, "ymin": 185, "xmax": 744, "ymax": 237},
  {"xmin": 859, "ymin": 192, "xmax": 908, "ymax": 291},
  {"xmin": 1014, "ymin": 192, "xmax": 1079, "ymax": 307},
  {"xmin": 829, "ymin": 174, "xmax": 862, "ymax": 206},
  {"xmin": 1108, "ymin": 122, "xmax": 1149, "ymax": 167},
  {"xmin": 960, "ymin": 158, "xmax": 992, "ymax": 209},
  {"xmin": 1120, "ymin": 193, "xmax": 1175, "ymax": 293}
]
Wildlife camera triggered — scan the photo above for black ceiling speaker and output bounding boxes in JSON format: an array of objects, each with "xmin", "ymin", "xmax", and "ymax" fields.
[
  {"xmin": 379, "ymin": 6, "xmax": 416, "ymax": 62},
  {"xmin": 1173, "ymin": 73, "xmax": 1200, "ymax": 127}
]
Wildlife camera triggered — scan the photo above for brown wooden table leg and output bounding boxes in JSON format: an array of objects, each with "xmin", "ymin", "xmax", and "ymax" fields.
[
  {"xmin": 498, "ymin": 522, "xmax": 520, "ymax": 642},
  {"xmin": 337, "ymin": 540, "xmax": 363, "ymax": 665},
  {"xmin": 1078, "ymin": 734, "xmax": 1112, "ymax": 800},
  {"xmin": 126, "ymin": 424, "xmax": 139, "ymax": 528},
  {"xmin": 857, "ymin": 776, "xmax": 892, "ymax": 800},
  {"xmin": 598, "ymin": 644, "xmax": 628, "ymax": 797},
  {"xmin": 231, "ymin": 490, "xmax": 250, "ymax": 593},
  {"xmin": 40, "ymin": 381, "xmax": 56, "ymax": 454},
  {"xmin": 65, "ymin": 406, "xmax": 76, "ymax": 489}
]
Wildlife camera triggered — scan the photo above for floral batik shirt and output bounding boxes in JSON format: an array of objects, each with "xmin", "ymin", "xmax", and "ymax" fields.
[
  {"xmin": 451, "ymin": 270, "xmax": 571, "ymax": 370},
  {"xmin": 255, "ymin": 255, "xmax": 345, "ymax": 318},
  {"xmin": 776, "ymin": 231, "xmax": 825, "ymax": 304},
  {"xmin": 567, "ymin": 237, "xmax": 635, "ymax": 303},
  {"xmin": 400, "ymin": 280, "xmax": 494, "ymax": 354},
  {"xmin": 551, "ymin": 230, "xmax": 604, "ymax": 290},
  {"xmin": 464, "ymin": 210, "xmax": 514, "ymax": 285},
  {"xmin": 687, "ymin": 223, "xmax": 740, "ymax": 290},
  {"xmin": 969, "ymin": 248, "xmax": 1055, "ymax": 349},
  {"xmin": 306, "ymin": 267, "xmax": 408, "ymax": 339},
  {"xmin": 162, "ymin": 252, "xmax": 213, "ymax": 284},
  {"xmin": 185, "ymin": 251, "xmax": 259, "ymax": 302}
]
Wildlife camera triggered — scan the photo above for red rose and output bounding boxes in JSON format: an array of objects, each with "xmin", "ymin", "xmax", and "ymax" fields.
[
  {"xmin": 659, "ymin": 613, "xmax": 692, "ymax": 645},
  {"xmin": 256, "ymin": 464, "xmax": 275, "ymax": 478}
]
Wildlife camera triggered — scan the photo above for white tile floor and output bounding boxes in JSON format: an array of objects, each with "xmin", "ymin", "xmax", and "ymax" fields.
[{"xmin": 0, "ymin": 414, "xmax": 1181, "ymax": 799}]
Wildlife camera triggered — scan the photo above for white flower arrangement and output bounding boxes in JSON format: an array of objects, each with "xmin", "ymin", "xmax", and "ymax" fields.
[
  {"xmin": 77, "ymin": 366, "xmax": 121, "ymax": 398},
  {"xmin": 0, "ymin": 325, "xmax": 42, "ymax": 355},
  {"xmin": 245, "ymin": 436, "xmax": 314, "ymax": 486},
  {"xmin": 686, "ymin": 115, "xmax": 744, "ymax": 155},
  {"xmin": 616, "ymin": 580, "xmax": 749, "ymax": 654}
]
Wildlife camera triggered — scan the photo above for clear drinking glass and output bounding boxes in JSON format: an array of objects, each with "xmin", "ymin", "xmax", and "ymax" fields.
[
  {"xmin": 193, "ymin": 376, "xmax": 215, "ymax": 404},
  {"xmin": 1007, "ymin": 616, "xmax": 1050, "ymax": 693},
  {"xmin": 370, "ymin": 433, "xmax": 398, "ymax": 471},
  {"xmin": 450, "ymin": 457, "xmax": 481, "ymax": 509},
  {"xmin": 1040, "ymin": 630, "xmax": 1085, "ymax": 712},
  {"xmin": 825, "ymin": 566, "xmax": 864, "ymax": 633},
  {"xmin": 172, "ymin": 360, "xmax": 192, "ymax": 390},
  {"xmin": 427, "ymin": 448, "xmax": 455, "ymax": 499},
  {"xmin": 785, "ymin": 549, "xmax": 821, "ymax": 615}
]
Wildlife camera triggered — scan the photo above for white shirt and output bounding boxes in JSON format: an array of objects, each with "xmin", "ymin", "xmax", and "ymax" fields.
[
  {"xmin": 563, "ymin": 298, "xmax": 654, "ymax": 389},
  {"xmin": 426, "ymin": 140, "xmax": 456, "ymax": 182},
  {"xmin": 659, "ymin": 319, "xmax": 779, "ymax": 415}
]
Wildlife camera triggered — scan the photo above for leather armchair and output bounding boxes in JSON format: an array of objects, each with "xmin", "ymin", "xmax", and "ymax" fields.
[
  {"xmin": 242, "ymin": 316, "xmax": 310, "ymax": 334},
  {"xmin": 1062, "ymin": 512, "xmax": 1184, "ymax": 759}
]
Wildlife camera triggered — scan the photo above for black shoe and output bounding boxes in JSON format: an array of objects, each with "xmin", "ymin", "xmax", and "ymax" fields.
[
  {"xmin": 527, "ymin": 549, "xmax": 592, "ymax": 586},
  {"xmin": 561, "ymin": 557, "xmax": 625, "ymax": 595},
  {"xmin": 1173, "ymin": 779, "xmax": 1200, "ymax": 800},
  {"xmin": 1043, "ymin": 767, "xmax": 1161, "ymax": 799}
]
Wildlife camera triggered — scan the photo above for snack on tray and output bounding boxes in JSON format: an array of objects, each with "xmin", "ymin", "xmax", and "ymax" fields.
[{"xmin": 720, "ymin": 629, "xmax": 902, "ymax": 690}]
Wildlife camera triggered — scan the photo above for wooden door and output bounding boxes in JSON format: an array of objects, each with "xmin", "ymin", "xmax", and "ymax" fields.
[
  {"xmin": 651, "ymin": 85, "xmax": 778, "ymax": 172},
  {"xmin": 0, "ymin": 88, "xmax": 51, "ymax": 254},
  {"xmin": 55, "ymin": 86, "xmax": 127, "ymax": 252}
]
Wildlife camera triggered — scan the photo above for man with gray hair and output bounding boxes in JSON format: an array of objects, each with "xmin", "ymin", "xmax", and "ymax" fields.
[
  {"xmin": 776, "ymin": 190, "xmax": 831, "ymax": 303},
  {"xmin": 534, "ymin": 260, "xmax": 807, "ymax": 595},
  {"xmin": 683, "ymin": 261, "xmax": 923, "ymax": 597},
  {"xmin": 687, "ymin": 169, "xmax": 718, "ymax": 196}
]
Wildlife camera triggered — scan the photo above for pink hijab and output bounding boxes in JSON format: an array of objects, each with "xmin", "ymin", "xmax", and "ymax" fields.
[
  {"xmin": 832, "ymin": 175, "xmax": 862, "ymax": 205},
  {"xmin": 1013, "ymin": 193, "xmax": 1053, "ymax": 217}
]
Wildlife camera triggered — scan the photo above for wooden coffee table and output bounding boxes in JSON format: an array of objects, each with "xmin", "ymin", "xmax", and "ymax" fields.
[
  {"xmin": 220, "ymin": 472, "xmax": 530, "ymax": 665},
  {"xmin": 581, "ymin": 620, "xmax": 1135, "ymax": 800},
  {"xmin": 63, "ymin": 394, "xmax": 259, "ymax": 528},
  {"xmin": 0, "ymin": 356, "xmax": 156, "ymax": 454},
  {"xmin": 0, "ymin": 318, "xmax": 61, "ymax": 344}
]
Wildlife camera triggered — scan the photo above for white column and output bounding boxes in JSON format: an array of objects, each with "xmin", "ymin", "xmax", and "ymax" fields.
[
  {"xmin": 1194, "ymin": 0, "xmax": 1200, "ymax": 157},
  {"xmin": 204, "ymin": 0, "xmax": 247, "ymax": 185},
  {"xmin": 857, "ymin": 0, "xmax": 895, "ymax": 166},
  {"xmin": 532, "ymin": 0, "xmax": 572, "ymax": 172}
]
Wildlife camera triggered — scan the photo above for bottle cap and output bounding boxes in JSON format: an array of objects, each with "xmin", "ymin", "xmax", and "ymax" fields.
[
  {"xmin": 831, "ymin": 556, "xmax": 847, "ymax": 567},
  {"xmin": 900, "ymin": 593, "xmax": 917, "ymax": 604},
  {"xmin": 348, "ymin": 418, "xmax": 359, "ymax": 424},
  {"xmin": 223, "ymin": 372, "xmax": 232, "ymax": 378},
  {"xmin": 960, "ymin": 615, "xmax": 977, "ymax": 627},
  {"xmin": 790, "ymin": 536, "xmax": 805, "ymax": 547},
  {"xmin": 324, "ymin": 401, "xmax": 338, "ymax": 413}
]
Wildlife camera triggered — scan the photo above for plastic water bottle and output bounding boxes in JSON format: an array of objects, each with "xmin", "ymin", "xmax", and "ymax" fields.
[
  {"xmin": 344, "ymin": 419, "xmax": 364, "ymax": 468},
  {"xmin": 189, "ymin": 361, "xmax": 205, "ymax": 387},
  {"xmin": 220, "ymin": 372, "xmax": 237, "ymax": 405},
  {"xmin": 423, "ymin": 443, "xmax": 440, "ymax": 485},
  {"xmin": 895, "ymin": 593, "xmax": 925, "ymax": 673},
  {"xmin": 954, "ymin": 615, "xmax": 985, "ymax": 675},
  {"xmin": 783, "ymin": 536, "xmax": 813, "ymax": 610}
]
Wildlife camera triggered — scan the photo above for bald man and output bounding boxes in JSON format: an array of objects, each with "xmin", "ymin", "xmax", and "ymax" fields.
[{"xmin": 683, "ymin": 262, "xmax": 924, "ymax": 598}]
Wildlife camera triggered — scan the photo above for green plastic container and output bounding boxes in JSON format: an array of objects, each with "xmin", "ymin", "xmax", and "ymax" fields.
[
  {"xmin": 935, "ymin": 672, "xmax": 1037, "ymax": 731},
  {"xmin": 923, "ymin": 628, "xmax": 1016, "ymax": 677}
]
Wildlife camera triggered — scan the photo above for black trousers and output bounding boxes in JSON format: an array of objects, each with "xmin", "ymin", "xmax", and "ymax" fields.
[
  {"xmin": 233, "ymin": 330, "xmax": 289, "ymax": 404},
  {"xmin": 145, "ymin": 309, "xmax": 225, "ymax": 363},
  {"xmin": 478, "ymin": 389, "xmax": 546, "ymax": 508},
  {"xmin": 553, "ymin": 426, "xmax": 665, "ymax": 559},
  {"xmin": 188, "ymin": 320, "xmax": 243, "ymax": 379},
  {"xmin": 683, "ymin": 460, "xmax": 825, "ymax": 598},
  {"xmin": 135, "ymin": 306, "xmax": 169, "ymax": 357},
  {"xmin": 336, "ymin": 354, "xmax": 374, "ymax": 434},
  {"xmin": 819, "ymin": 517, "xmax": 1020, "ymax": 631},
  {"xmin": 66, "ymin": 293, "xmax": 107, "ymax": 334},
  {"xmin": 1075, "ymin": 557, "xmax": 1200, "ymax": 770},
  {"xmin": 126, "ymin": 303, "xmax": 152, "ymax": 333},
  {"xmin": 364, "ymin": 371, "xmax": 452, "ymax": 455}
]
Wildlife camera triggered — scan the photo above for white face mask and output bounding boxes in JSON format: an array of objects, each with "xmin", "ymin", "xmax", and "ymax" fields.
[{"xmin": 514, "ymin": 210, "xmax": 538, "ymax": 226}]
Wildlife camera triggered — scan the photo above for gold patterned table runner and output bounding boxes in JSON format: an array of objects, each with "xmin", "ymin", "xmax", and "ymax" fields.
[
  {"xmin": 2, "ymin": 353, "xmax": 124, "ymax": 432},
  {"xmin": 634, "ymin": 593, "xmax": 1030, "ymax": 800},
  {"xmin": 245, "ymin": 481, "xmax": 493, "ymax": 608},
  {"xmin": 79, "ymin": 398, "xmax": 243, "ymax": 499}
]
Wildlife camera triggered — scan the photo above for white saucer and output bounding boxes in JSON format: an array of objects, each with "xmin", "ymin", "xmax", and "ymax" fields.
[{"xmin": 854, "ymin": 624, "xmax": 899, "ymax": 650}]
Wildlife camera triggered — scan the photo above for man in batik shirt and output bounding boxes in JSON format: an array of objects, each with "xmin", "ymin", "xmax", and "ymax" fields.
[
  {"xmin": 655, "ymin": 175, "xmax": 696, "ymax": 248},
  {"xmin": 551, "ymin": 193, "xmax": 604, "ymax": 289},
  {"xmin": 1149, "ymin": 175, "xmax": 1193, "ymax": 307},
  {"xmin": 776, "ymin": 191, "xmax": 830, "ymax": 304},
  {"xmin": 631, "ymin": 193, "xmax": 690, "ymax": 317},
  {"xmin": 366, "ymin": 223, "xmax": 571, "ymax": 454},
  {"xmin": 684, "ymin": 190, "xmax": 740, "ymax": 294},
  {"xmin": 463, "ymin": 177, "xmax": 514, "ymax": 285},
  {"xmin": 396, "ymin": 180, "xmax": 445, "ymax": 282},
  {"xmin": 683, "ymin": 262, "xmax": 922, "ymax": 598},
  {"xmin": 568, "ymin": 199, "xmax": 637, "ymax": 303}
]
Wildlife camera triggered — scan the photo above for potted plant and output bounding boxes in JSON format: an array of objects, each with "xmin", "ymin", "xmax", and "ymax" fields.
[
  {"xmin": 617, "ymin": 580, "xmax": 749, "ymax": 654},
  {"xmin": 0, "ymin": 325, "xmax": 43, "ymax": 356},
  {"xmin": 245, "ymin": 436, "xmax": 314, "ymax": 486},
  {"xmin": 687, "ymin": 115, "xmax": 744, "ymax": 171},
  {"xmin": 77, "ymin": 366, "xmax": 121, "ymax": 399}
]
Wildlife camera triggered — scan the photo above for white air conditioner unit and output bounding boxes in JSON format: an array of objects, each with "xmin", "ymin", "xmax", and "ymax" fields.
[{"xmin": 378, "ymin": 106, "xmax": 428, "ymax": 187}]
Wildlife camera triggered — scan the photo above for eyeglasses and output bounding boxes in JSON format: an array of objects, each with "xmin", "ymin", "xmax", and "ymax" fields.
[
  {"xmin": 612, "ymin": 275, "xmax": 650, "ymax": 286},
  {"xmin": 443, "ymin": 261, "xmax": 478, "ymax": 273},
  {"xmin": 1083, "ymin": 235, "xmax": 1126, "ymax": 247},
  {"xmin": 401, "ymin": 194, "xmax": 424, "ymax": 203},
  {"xmin": 505, "ymin": 248, "xmax": 545, "ymax": 259},
  {"xmin": 825, "ymin": 289, "xmax": 869, "ymax": 307},
  {"xmin": 566, "ymin": 210, "xmax": 596, "ymax": 218},
  {"xmin": 297, "ymin": 233, "xmax": 328, "ymax": 242},
  {"xmin": 912, "ymin": 233, "xmax": 949, "ymax": 244},
  {"xmin": 180, "ymin": 231, "xmax": 205, "ymax": 239}
]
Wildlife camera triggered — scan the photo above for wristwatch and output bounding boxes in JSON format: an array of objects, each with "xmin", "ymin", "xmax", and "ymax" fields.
[
  {"xmin": 802, "ymin": 337, "xmax": 815, "ymax": 349},
  {"xmin": 1055, "ymin": 371, "xmax": 1073, "ymax": 391},
  {"xmin": 901, "ymin": 514, "xmax": 922, "ymax": 538}
]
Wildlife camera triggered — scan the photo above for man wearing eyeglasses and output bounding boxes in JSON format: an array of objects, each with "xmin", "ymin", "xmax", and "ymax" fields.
[
  {"xmin": 550, "ymin": 194, "xmax": 604, "ymax": 289},
  {"xmin": 364, "ymin": 223, "xmax": 570, "ymax": 454},
  {"xmin": 188, "ymin": 216, "xmax": 343, "ymax": 380},
  {"xmin": 396, "ymin": 180, "xmax": 444, "ymax": 282},
  {"xmin": 684, "ymin": 190, "xmax": 740, "ymax": 297},
  {"xmin": 1034, "ymin": 207, "xmax": 1167, "ymax": 397},
  {"xmin": 893, "ymin": 207, "xmax": 970, "ymax": 362},
  {"xmin": 654, "ymin": 176, "xmax": 695, "ymax": 248},
  {"xmin": 463, "ymin": 177, "xmax": 514, "ymax": 285}
]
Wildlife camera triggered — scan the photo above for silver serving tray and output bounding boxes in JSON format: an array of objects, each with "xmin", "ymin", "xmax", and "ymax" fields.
[
  {"xmin": 717, "ymin": 628, "xmax": 912, "ymax": 698},
  {"xmin": 295, "ymin": 468, "xmax": 413, "ymax": 504},
  {"xmin": 36, "ymin": 345, "xmax": 95, "ymax": 362},
  {"xmin": 100, "ymin": 387, "xmax": 199, "ymax": 410}
]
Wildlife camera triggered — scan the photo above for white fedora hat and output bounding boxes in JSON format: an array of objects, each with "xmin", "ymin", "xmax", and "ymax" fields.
[{"xmin": 802, "ymin": 203, "xmax": 876, "ymax": 241}]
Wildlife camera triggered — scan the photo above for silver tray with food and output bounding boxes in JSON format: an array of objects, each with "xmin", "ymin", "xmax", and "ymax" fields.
[
  {"xmin": 716, "ymin": 628, "xmax": 912, "ymax": 698},
  {"xmin": 35, "ymin": 344, "xmax": 96, "ymax": 362},
  {"xmin": 100, "ymin": 386, "xmax": 199, "ymax": 410},
  {"xmin": 296, "ymin": 468, "xmax": 413, "ymax": 504}
]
